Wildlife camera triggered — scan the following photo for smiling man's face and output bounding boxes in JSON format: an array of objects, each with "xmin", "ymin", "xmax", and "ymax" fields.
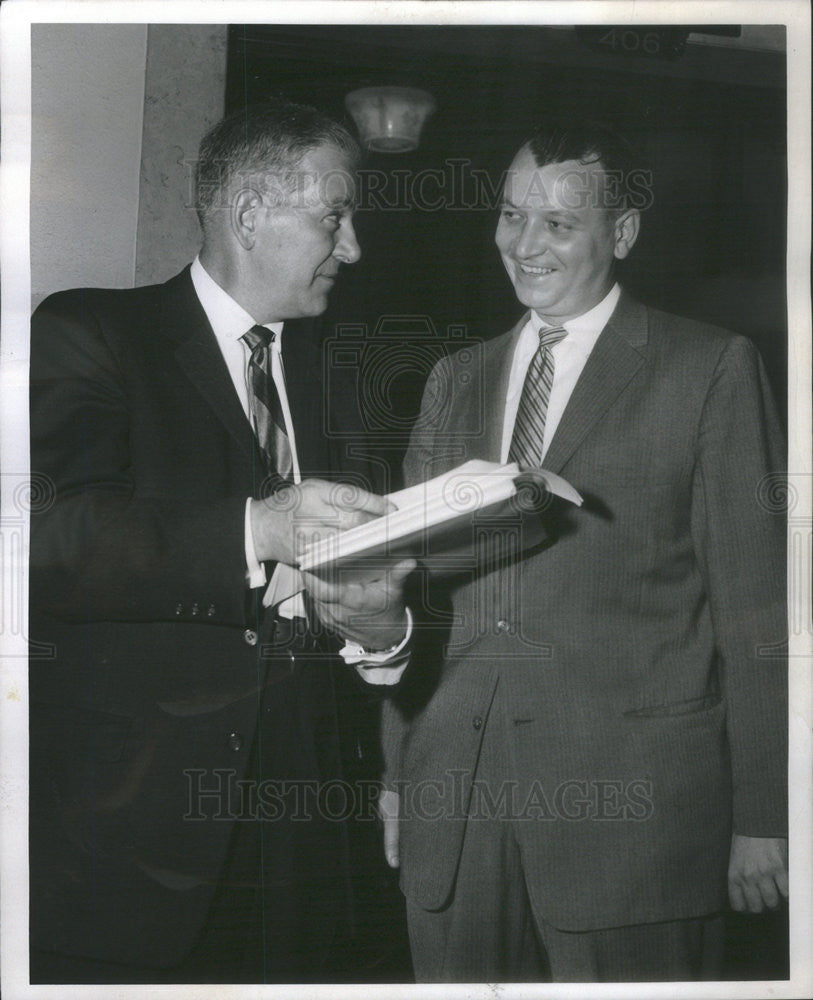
[{"xmin": 495, "ymin": 145, "xmax": 637, "ymax": 324}]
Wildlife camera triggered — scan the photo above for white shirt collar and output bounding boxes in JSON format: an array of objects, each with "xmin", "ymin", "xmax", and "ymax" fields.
[
  {"xmin": 190, "ymin": 256, "xmax": 284, "ymax": 347},
  {"xmin": 530, "ymin": 282, "xmax": 621, "ymax": 352}
]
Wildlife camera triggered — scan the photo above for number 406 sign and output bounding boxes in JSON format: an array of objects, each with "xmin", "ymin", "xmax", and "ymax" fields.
[{"xmin": 575, "ymin": 26, "xmax": 692, "ymax": 60}]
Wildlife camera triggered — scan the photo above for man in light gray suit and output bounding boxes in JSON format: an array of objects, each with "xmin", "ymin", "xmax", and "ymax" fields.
[{"xmin": 381, "ymin": 123, "xmax": 788, "ymax": 982}]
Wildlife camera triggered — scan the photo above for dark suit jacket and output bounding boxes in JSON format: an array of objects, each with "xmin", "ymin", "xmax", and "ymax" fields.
[
  {"xmin": 384, "ymin": 292, "xmax": 787, "ymax": 931},
  {"xmin": 29, "ymin": 267, "xmax": 385, "ymax": 970}
]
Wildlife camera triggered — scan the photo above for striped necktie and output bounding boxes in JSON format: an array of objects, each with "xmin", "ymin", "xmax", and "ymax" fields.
[
  {"xmin": 508, "ymin": 325, "xmax": 568, "ymax": 469},
  {"xmin": 242, "ymin": 324, "xmax": 293, "ymax": 486}
]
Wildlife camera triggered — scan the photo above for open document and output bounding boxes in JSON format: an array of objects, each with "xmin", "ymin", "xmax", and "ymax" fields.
[{"xmin": 297, "ymin": 460, "xmax": 582, "ymax": 574}]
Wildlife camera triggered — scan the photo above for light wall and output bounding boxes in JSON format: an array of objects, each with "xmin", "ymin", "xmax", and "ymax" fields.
[
  {"xmin": 135, "ymin": 25, "xmax": 227, "ymax": 286},
  {"xmin": 30, "ymin": 24, "xmax": 147, "ymax": 306},
  {"xmin": 30, "ymin": 23, "xmax": 227, "ymax": 308}
]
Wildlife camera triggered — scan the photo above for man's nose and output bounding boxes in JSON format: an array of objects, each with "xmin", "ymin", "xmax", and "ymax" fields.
[
  {"xmin": 334, "ymin": 218, "xmax": 361, "ymax": 264},
  {"xmin": 513, "ymin": 218, "xmax": 548, "ymax": 260}
]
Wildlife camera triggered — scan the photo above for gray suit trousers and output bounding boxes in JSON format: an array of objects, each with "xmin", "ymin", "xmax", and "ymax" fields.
[{"xmin": 405, "ymin": 682, "xmax": 725, "ymax": 983}]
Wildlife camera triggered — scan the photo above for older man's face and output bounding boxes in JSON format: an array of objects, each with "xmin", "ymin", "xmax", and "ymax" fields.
[
  {"xmin": 248, "ymin": 143, "xmax": 360, "ymax": 322},
  {"xmin": 495, "ymin": 145, "xmax": 632, "ymax": 324}
]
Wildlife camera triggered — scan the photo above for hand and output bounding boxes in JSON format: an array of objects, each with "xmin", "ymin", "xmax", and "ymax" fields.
[
  {"xmin": 378, "ymin": 788, "xmax": 400, "ymax": 868},
  {"xmin": 250, "ymin": 479, "xmax": 391, "ymax": 566},
  {"xmin": 728, "ymin": 834, "xmax": 788, "ymax": 912},
  {"xmin": 302, "ymin": 557, "xmax": 415, "ymax": 651}
]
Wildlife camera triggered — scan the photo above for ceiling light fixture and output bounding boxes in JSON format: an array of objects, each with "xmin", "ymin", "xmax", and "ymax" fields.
[{"xmin": 345, "ymin": 86, "xmax": 436, "ymax": 153}]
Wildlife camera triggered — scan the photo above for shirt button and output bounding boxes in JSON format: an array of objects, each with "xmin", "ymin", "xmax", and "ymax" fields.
[
  {"xmin": 496, "ymin": 619, "xmax": 510, "ymax": 633},
  {"xmin": 473, "ymin": 716, "xmax": 483, "ymax": 730},
  {"xmin": 227, "ymin": 732, "xmax": 243, "ymax": 752},
  {"xmin": 243, "ymin": 628, "xmax": 258, "ymax": 646}
]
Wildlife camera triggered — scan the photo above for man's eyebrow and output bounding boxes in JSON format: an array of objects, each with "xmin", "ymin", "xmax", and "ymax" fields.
[
  {"xmin": 499, "ymin": 197, "xmax": 579, "ymax": 222},
  {"xmin": 544, "ymin": 209, "xmax": 581, "ymax": 222}
]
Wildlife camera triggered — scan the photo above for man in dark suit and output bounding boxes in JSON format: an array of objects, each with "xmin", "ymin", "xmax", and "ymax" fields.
[
  {"xmin": 29, "ymin": 101, "xmax": 412, "ymax": 984},
  {"xmin": 381, "ymin": 123, "xmax": 788, "ymax": 982}
]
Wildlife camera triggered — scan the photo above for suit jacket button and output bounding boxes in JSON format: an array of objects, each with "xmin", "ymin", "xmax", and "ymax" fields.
[
  {"xmin": 496, "ymin": 618, "xmax": 510, "ymax": 633},
  {"xmin": 227, "ymin": 732, "xmax": 243, "ymax": 752},
  {"xmin": 243, "ymin": 628, "xmax": 258, "ymax": 646},
  {"xmin": 473, "ymin": 716, "xmax": 483, "ymax": 730}
]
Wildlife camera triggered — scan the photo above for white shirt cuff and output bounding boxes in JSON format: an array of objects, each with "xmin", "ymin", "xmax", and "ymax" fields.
[
  {"xmin": 342, "ymin": 608, "xmax": 413, "ymax": 685},
  {"xmin": 353, "ymin": 656, "xmax": 410, "ymax": 686},
  {"xmin": 244, "ymin": 497, "xmax": 267, "ymax": 588}
]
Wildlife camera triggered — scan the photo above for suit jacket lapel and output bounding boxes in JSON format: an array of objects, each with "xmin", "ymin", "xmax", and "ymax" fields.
[
  {"xmin": 542, "ymin": 291, "xmax": 649, "ymax": 475},
  {"xmin": 462, "ymin": 316, "xmax": 527, "ymax": 462},
  {"xmin": 160, "ymin": 275, "xmax": 343, "ymax": 479},
  {"xmin": 161, "ymin": 267, "xmax": 257, "ymax": 464},
  {"xmin": 282, "ymin": 320, "xmax": 330, "ymax": 476}
]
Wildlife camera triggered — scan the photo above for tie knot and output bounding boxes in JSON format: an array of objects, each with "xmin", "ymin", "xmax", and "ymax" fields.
[
  {"xmin": 243, "ymin": 324, "xmax": 275, "ymax": 351},
  {"xmin": 538, "ymin": 325, "xmax": 567, "ymax": 349}
]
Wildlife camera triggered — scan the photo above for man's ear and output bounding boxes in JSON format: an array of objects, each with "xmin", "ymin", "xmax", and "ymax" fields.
[
  {"xmin": 231, "ymin": 188, "xmax": 264, "ymax": 249},
  {"xmin": 613, "ymin": 208, "xmax": 640, "ymax": 260}
]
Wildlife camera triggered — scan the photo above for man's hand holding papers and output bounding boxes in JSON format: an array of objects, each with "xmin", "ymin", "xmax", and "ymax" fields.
[{"xmin": 298, "ymin": 460, "xmax": 582, "ymax": 575}]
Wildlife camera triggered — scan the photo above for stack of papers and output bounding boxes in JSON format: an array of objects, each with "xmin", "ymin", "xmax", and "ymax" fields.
[{"xmin": 298, "ymin": 460, "xmax": 582, "ymax": 573}]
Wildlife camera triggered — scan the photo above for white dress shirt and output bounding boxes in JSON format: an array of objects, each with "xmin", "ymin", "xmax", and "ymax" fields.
[
  {"xmin": 500, "ymin": 283, "xmax": 621, "ymax": 462},
  {"xmin": 189, "ymin": 257, "xmax": 409, "ymax": 679},
  {"xmin": 190, "ymin": 256, "xmax": 300, "ymax": 590}
]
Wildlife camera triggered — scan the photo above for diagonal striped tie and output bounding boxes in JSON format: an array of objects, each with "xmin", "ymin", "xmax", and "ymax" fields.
[
  {"xmin": 508, "ymin": 325, "xmax": 567, "ymax": 469},
  {"xmin": 242, "ymin": 324, "xmax": 294, "ymax": 485}
]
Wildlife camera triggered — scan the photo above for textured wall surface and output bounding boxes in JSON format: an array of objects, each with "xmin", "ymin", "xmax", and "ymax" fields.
[
  {"xmin": 30, "ymin": 24, "xmax": 148, "ymax": 306},
  {"xmin": 30, "ymin": 23, "xmax": 228, "ymax": 306},
  {"xmin": 135, "ymin": 24, "xmax": 228, "ymax": 286}
]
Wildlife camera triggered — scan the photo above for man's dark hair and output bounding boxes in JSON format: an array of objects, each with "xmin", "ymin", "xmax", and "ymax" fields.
[
  {"xmin": 525, "ymin": 121, "xmax": 648, "ymax": 212},
  {"xmin": 195, "ymin": 99, "xmax": 361, "ymax": 229}
]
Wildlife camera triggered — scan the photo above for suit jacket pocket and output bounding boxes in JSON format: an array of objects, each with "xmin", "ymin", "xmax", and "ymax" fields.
[{"xmin": 622, "ymin": 693, "xmax": 722, "ymax": 719}]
